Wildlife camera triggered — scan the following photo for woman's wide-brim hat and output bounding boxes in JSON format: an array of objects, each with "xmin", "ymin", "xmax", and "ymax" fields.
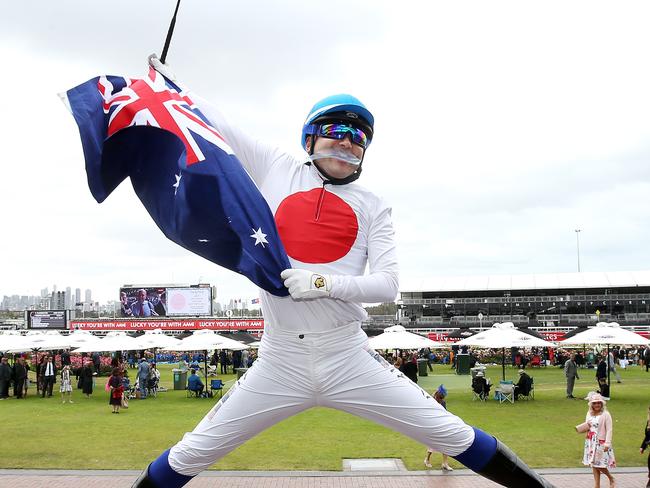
[{"xmin": 588, "ymin": 393, "xmax": 607, "ymax": 405}]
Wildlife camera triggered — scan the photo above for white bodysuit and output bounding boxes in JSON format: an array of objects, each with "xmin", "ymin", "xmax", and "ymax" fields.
[{"xmin": 166, "ymin": 98, "xmax": 475, "ymax": 476}]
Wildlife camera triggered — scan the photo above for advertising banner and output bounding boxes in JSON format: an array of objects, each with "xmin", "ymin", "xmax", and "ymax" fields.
[{"xmin": 70, "ymin": 318, "xmax": 263, "ymax": 331}]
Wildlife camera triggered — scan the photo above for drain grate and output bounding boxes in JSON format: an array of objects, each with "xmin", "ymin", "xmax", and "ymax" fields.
[{"xmin": 342, "ymin": 458, "xmax": 406, "ymax": 471}]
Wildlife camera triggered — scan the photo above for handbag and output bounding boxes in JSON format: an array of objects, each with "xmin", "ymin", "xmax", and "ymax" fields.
[
  {"xmin": 121, "ymin": 396, "xmax": 129, "ymax": 409},
  {"xmin": 575, "ymin": 422, "xmax": 589, "ymax": 433},
  {"xmin": 104, "ymin": 376, "xmax": 111, "ymax": 392}
]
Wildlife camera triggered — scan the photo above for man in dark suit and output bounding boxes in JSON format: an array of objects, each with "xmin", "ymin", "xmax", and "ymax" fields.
[
  {"xmin": 40, "ymin": 355, "xmax": 57, "ymax": 397},
  {"xmin": 12, "ymin": 357, "xmax": 28, "ymax": 399},
  {"xmin": 219, "ymin": 350, "xmax": 228, "ymax": 374},
  {"xmin": 596, "ymin": 355, "xmax": 609, "ymax": 398},
  {"xmin": 0, "ymin": 357, "xmax": 12, "ymax": 399}
]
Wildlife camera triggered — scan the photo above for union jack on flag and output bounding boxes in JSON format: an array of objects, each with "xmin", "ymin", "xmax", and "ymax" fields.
[
  {"xmin": 63, "ymin": 68, "xmax": 291, "ymax": 296},
  {"xmin": 99, "ymin": 68, "xmax": 233, "ymax": 165}
]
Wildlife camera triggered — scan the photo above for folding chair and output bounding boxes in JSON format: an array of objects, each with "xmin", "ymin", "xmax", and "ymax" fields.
[
  {"xmin": 147, "ymin": 377, "xmax": 159, "ymax": 399},
  {"xmin": 122, "ymin": 378, "xmax": 136, "ymax": 399},
  {"xmin": 497, "ymin": 381, "xmax": 514, "ymax": 404},
  {"xmin": 187, "ymin": 387, "xmax": 200, "ymax": 398},
  {"xmin": 472, "ymin": 389, "xmax": 486, "ymax": 402},
  {"xmin": 210, "ymin": 379, "xmax": 224, "ymax": 399}
]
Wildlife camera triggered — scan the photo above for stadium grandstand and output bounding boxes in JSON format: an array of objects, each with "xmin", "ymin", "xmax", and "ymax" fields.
[{"xmin": 398, "ymin": 270, "xmax": 650, "ymax": 334}]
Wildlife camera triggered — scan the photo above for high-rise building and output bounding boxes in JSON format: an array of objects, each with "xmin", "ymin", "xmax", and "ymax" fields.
[
  {"xmin": 75, "ymin": 288, "xmax": 81, "ymax": 305},
  {"xmin": 85, "ymin": 289, "xmax": 92, "ymax": 303},
  {"xmin": 41, "ymin": 287, "xmax": 49, "ymax": 298},
  {"xmin": 51, "ymin": 291, "xmax": 65, "ymax": 310},
  {"xmin": 65, "ymin": 287, "xmax": 72, "ymax": 309}
]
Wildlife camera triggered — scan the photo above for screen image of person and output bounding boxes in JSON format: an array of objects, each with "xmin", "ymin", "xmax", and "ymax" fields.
[
  {"xmin": 130, "ymin": 289, "xmax": 159, "ymax": 317},
  {"xmin": 120, "ymin": 291, "xmax": 133, "ymax": 317}
]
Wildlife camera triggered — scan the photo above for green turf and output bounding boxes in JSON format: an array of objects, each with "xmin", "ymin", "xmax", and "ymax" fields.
[{"xmin": 1, "ymin": 362, "xmax": 648, "ymax": 471}]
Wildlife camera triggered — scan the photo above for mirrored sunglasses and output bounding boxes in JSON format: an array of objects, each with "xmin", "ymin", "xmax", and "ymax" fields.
[{"xmin": 313, "ymin": 123, "xmax": 369, "ymax": 148}]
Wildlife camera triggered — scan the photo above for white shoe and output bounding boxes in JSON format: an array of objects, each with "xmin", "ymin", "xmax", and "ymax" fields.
[
  {"xmin": 423, "ymin": 459, "xmax": 433, "ymax": 468},
  {"xmin": 441, "ymin": 463, "xmax": 454, "ymax": 471}
]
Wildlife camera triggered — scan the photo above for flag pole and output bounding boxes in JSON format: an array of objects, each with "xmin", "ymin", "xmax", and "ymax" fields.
[{"xmin": 161, "ymin": 0, "xmax": 182, "ymax": 64}]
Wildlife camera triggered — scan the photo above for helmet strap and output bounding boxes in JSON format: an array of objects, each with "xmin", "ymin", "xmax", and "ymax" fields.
[{"xmin": 305, "ymin": 135, "xmax": 364, "ymax": 185}]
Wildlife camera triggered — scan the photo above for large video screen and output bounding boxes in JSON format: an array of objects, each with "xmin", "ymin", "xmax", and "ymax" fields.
[
  {"xmin": 27, "ymin": 310, "xmax": 67, "ymax": 329},
  {"xmin": 119, "ymin": 286, "xmax": 212, "ymax": 318},
  {"xmin": 119, "ymin": 287, "xmax": 167, "ymax": 317}
]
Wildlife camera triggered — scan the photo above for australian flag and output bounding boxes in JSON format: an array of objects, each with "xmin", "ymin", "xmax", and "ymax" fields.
[{"xmin": 64, "ymin": 67, "xmax": 290, "ymax": 296}]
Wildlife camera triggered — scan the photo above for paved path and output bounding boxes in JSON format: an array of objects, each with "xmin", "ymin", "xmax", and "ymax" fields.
[{"xmin": 0, "ymin": 468, "xmax": 647, "ymax": 487}]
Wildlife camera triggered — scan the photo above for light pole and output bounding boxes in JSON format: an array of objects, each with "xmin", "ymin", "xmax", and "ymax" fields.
[{"xmin": 574, "ymin": 229, "xmax": 581, "ymax": 272}]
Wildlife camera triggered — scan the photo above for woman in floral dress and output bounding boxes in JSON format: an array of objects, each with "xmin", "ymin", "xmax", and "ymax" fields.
[{"xmin": 577, "ymin": 393, "xmax": 615, "ymax": 488}]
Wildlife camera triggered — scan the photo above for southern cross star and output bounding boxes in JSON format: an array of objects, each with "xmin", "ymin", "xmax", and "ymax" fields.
[
  {"xmin": 250, "ymin": 227, "xmax": 268, "ymax": 248},
  {"xmin": 173, "ymin": 174, "xmax": 182, "ymax": 195}
]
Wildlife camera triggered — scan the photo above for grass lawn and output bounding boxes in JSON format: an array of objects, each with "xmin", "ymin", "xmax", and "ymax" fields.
[{"xmin": 1, "ymin": 362, "xmax": 649, "ymax": 471}]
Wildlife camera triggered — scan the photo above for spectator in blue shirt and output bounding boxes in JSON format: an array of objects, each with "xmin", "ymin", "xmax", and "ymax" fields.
[{"xmin": 187, "ymin": 370, "xmax": 204, "ymax": 396}]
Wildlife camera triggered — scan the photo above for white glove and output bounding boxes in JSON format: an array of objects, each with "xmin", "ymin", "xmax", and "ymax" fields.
[
  {"xmin": 148, "ymin": 53, "xmax": 177, "ymax": 82},
  {"xmin": 281, "ymin": 269, "xmax": 332, "ymax": 300}
]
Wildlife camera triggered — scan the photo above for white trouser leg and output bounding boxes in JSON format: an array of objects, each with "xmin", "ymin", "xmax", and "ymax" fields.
[
  {"xmin": 168, "ymin": 353, "xmax": 315, "ymax": 476},
  {"xmin": 168, "ymin": 323, "xmax": 475, "ymax": 475}
]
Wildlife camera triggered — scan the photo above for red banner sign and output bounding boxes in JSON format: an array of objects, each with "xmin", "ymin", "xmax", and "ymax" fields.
[
  {"xmin": 428, "ymin": 332, "xmax": 456, "ymax": 342},
  {"xmin": 540, "ymin": 331, "xmax": 566, "ymax": 342},
  {"xmin": 70, "ymin": 319, "xmax": 264, "ymax": 331}
]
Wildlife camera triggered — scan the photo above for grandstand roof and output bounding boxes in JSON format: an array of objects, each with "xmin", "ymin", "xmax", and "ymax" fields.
[{"xmin": 401, "ymin": 270, "xmax": 650, "ymax": 293}]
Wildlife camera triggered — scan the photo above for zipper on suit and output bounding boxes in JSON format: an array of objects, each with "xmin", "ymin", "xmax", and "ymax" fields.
[{"xmin": 314, "ymin": 184, "xmax": 327, "ymax": 221}]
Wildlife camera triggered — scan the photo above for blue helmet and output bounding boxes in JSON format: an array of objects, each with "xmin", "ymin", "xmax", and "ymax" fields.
[{"xmin": 301, "ymin": 94, "xmax": 374, "ymax": 151}]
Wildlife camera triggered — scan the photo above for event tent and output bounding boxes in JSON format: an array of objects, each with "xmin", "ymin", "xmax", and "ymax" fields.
[{"xmin": 368, "ymin": 325, "xmax": 444, "ymax": 350}]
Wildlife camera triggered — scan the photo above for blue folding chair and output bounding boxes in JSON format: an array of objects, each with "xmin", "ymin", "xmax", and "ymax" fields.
[{"xmin": 210, "ymin": 379, "xmax": 224, "ymax": 399}]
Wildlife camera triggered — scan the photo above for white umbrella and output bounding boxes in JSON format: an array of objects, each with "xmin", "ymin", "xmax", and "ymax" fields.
[
  {"xmin": 73, "ymin": 331, "xmax": 142, "ymax": 353},
  {"xmin": 561, "ymin": 322, "xmax": 650, "ymax": 346},
  {"xmin": 368, "ymin": 325, "xmax": 445, "ymax": 350},
  {"xmin": 5, "ymin": 331, "xmax": 74, "ymax": 353},
  {"xmin": 561, "ymin": 322, "xmax": 650, "ymax": 394},
  {"xmin": 457, "ymin": 322, "xmax": 556, "ymax": 380},
  {"xmin": 247, "ymin": 341, "xmax": 261, "ymax": 349},
  {"xmin": 68, "ymin": 330, "xmax": 102, "ymax": 347},
  {"xmin": 169, "ymin": 330, "xmax": 248, "ymax": 351},
  {"xmin": 0, "ymin": 331, "xmax": 28, "ymax": 353},
  {"xmin": 135, "ymin": 329, "xmax": 183, "ymax": 349},
  {"xmin": 458, "ymin": 322, "xmax": 556, "ymax": 349}
]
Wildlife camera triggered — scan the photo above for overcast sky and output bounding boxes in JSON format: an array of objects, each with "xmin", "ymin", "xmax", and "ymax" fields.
[{"xmin": 2, "ymin": 0, "xmax": 650, "ymax": 304}]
